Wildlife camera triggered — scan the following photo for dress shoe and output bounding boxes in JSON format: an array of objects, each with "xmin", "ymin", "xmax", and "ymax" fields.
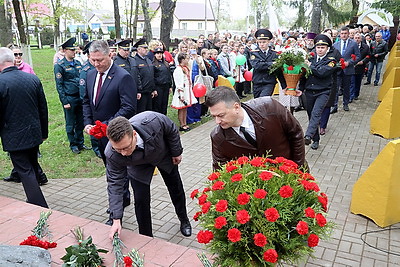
[
  {"xmin": 79, "ymin": 145, "xmax": 91, "ymax": 151},
  {"xmin": 343, "ymin": 105, "xmax": 349, "ymax": 111},
  {"xmin": 123, "ymin": 198, "xmax": 131, "ymax": 208},
  {"xmin": 105, "ymin": 218, "xmax": 113, "ymax": 226},
  {"xmin": 364, "ymin": 81, "xmax": 371, "ymax": 85},
  {"xmin": 330, "ymin": 107, "xmax": 338, "ymax": 114},
  {"xmin": 179, "ymin": 126, "xmax": 191, "ymax": 132},
  {"xmin": 94, "ymin": 150, "xmax": 102, "ymax": 158},
  {"xmin": 180, "ymin": 220, "xmax": 192, "ymax": 237},
  {"xmin": 349, "ymin": 99, "xmax": 353, "ymax": 103},
  {"xmin": 294, "ymin": 106, "xmax": 304, "ymax": 112},
  {"xmin": 38, "ymin": 174, "xmax": 48, "ymax": 186},
  {"xmin": 304, "ymin": 136, "xmax": 312, "ymax": 145},
  {"xmin": 374, "ymin": 83, "xmax": 378, "ymax": 86},
  {"xmin": 3, "ymin": 175, "xmax": 21, "ymax": 183},
  {"xmin": 354, "ymin": 97, "xmax": 358, "ymax": 100},
  {"xmin": 311, "ymin": 141, "xmax": 319, "ymax": 150},
  {"xmin": 71, "ymin": 147, "xmax": 80, "ymax": 154},
  {"xmin": 338, "ymin": 90, "xmax": 343, "ymax": 96},
  {"xmin": 320, "ymin": 128, "xmax": 326, "ymax": 135}
]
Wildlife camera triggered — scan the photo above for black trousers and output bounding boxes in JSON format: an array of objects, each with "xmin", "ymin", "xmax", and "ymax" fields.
[
  {"xmin": 9, "ymin": 146, "xmax": 48, "ymax": 208},
  {"xmin": 137, "ymin": 92, "xmax": 153, "ymax": 113},
  {"xmin": 153, "ymin": 84, "xmax": 170, "ymax": 115},
  {"xmin": 131, "ymin": 165, "xmax": 188, "ymax": 237},
  {"xmin": 253, "ymin": 83, "xmax": 275, "ymax": 98}
]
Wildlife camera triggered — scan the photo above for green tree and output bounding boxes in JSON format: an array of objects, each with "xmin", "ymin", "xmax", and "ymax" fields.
[
  {"xmin": 0, "ymin": 0, "xmax": 13, "ymax": 46},
  {"xmin": 109, "ymin": 29, "xmax": 116, "ymax": 39},
  {"xmin": 371, "ymin": 0, "xmax": 400, "ymax": 16},
  {"xmin": 113, "ymin": 0, "xmax": 121, "ymax": 39}
]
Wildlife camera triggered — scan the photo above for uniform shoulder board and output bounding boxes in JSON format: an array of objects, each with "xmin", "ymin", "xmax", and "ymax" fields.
[
  {"xmin": 119, "ymin": 64, "xmax": 126, "ymax": 67},
  {"xmin": 252, "ymin": 49, "xmax": 260, "ymax": 52},
  {"xmin": 328, "ymin": 57, "xmax": 335, "ymax": 60},
  {"xmin": 83, "ymin": 65, "xmax": 90, "ymax": 71}
]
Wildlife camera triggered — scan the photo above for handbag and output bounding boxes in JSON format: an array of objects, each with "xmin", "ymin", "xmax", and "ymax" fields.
[{"xmin": 194, "ymin": 63, "xmax": 214, "ymax": 94}]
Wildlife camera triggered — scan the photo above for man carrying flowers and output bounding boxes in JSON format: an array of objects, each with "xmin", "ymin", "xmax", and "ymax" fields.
[
  {"xmin": 204, "ymin": 86, "xmax": 305, "ymax": 170},
  {"xmin": 300, "ymin": 34, "xmax": 338, "ymax": 150}
]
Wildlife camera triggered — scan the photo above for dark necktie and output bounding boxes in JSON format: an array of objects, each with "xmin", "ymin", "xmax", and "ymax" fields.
[
  {"xmin": 95, "ymin": 72, "xmax": 104, "ymax": 104},
  {"xmin": 342, "ymin": 40, "xmax": 347, "ymax": 54},
  {"xmin": 240, "ymin": 126, "xmax": 257, "ymax": 147}
]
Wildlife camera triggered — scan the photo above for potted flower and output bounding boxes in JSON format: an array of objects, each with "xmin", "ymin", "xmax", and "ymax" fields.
[
  {"xmin": 269, "ymin": 47, "xmax": 310, "ymax": 96},
  {"xmin": 191, "ymin": 156, "xmax": 333, "ymax": 266}
]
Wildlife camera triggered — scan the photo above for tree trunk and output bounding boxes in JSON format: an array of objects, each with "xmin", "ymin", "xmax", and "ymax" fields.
[
  {"xmin": 0, "ymin": 0, "xmax": 13, "ymax": 46},
  {"xmin": 160, "ymin": 0, "xmax": 177, "ymax": 50},
  {"xmin": 128, "ymin": 0, "xmax": 134, "ymax": 38},
  {"xmin": 256, "ymin": 0, "xmax": 262, "ymax": 29},
  {"xmin": 21, "ymin": 0, "xmax": 30, "ymax": 44},
  {"xmin": 50, "ymin": 0, "xmax": 61, "ymax": 48},
  {"xmin": 141, "ymin": 0, "xmax": 152, "ymax": 41},
  {"xmin": 12, "ymin": 0, "xmax": 27, "ymax": 44},
  {"xmin": 114, "ymin": 0, "xmax": 121, "ymax": 40},
  {"xmin": 310, "ymin": 0, "xmax": 322, "ymax": 34},
  {"xmin": 132, "ymin": 0, "xmax": 139, "ymax": 40}
]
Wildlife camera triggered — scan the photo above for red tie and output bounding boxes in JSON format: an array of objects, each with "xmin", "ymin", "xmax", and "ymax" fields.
[{"xmin": 95, "ymin": 72, "xmax": 104, "ymax": 104}]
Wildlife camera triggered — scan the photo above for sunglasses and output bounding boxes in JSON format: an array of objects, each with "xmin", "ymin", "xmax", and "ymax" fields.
[{"xmin": 14, "ymin": 53, "xmax": 23, "ymax": 57}]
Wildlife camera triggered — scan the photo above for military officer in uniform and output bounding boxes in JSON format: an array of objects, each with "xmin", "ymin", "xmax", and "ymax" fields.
[
  {"xmin": 54, "ymin": 37, "xmax": 89, "ymax": 154},
  {"xmin": 79, "ymin": 41, "xmax": 101, "ymax": 158},
  {"xmin": 249, "ymin": 29, "xmax": 286, "ymax": 98},
  {"xmin": 114, "ymin": 39, "xmax": 141, "ymax": 100},
  {"xmin": 300, "ymin": 35, "xmax": 337, "ymax": 150},
  {"xmin": 133, "ymin": 38, "xmax": 156, "ymax": 113}
]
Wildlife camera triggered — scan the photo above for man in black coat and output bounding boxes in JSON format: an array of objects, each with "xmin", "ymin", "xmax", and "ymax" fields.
[
  {"xmin": 351, "ymin": 33, "xmax": 370, "ymax": 101},
  {"xmin": 0, "ymin": 47, "xmax": 48, "ymax": 208}
]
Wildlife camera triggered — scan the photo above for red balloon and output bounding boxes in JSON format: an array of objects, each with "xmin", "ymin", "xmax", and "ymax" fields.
[
  {"xmin": 244, "ymin": 71, "xmax": 253, "ymax": 81},
  {"xmin": 214, "ymin": 80, "xmax": 219, "ymax": 87},
  {"xmin": 193, "ymin": 83, "xmax": 207, "ymax": 97}
]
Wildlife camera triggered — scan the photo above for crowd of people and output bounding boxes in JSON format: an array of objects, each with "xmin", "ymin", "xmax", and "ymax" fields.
[{"xmin": 0, "ymin": 21, "xmax": 393, "ymax": 240}]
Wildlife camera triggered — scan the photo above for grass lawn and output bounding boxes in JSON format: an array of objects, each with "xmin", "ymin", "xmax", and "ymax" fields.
[{"xmin": 0, "ymin": 47, "xmax": 193, "ymax": 179}]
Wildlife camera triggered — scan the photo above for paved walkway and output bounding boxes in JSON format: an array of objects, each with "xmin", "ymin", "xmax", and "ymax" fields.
[{"xmin": 1, "ymin": 81, "xmax": 400, "ymax": 266}]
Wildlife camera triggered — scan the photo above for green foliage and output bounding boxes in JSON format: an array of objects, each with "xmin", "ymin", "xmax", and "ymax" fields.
[
  {"xmin": 371, "ymin": 0, "xmax": 400, "ymax": 16},
  {"xmin": 61, "ymin": 235, "xmax": 108, "ymax": 266},
  {"xmin": 192, "ymin": 156, "xmax": 334, "ymax": 266},
  {"xmin": 41, "ymin": 28, "xmax": 54, "ymax": 45},
  {"xmin": 269, "ymin": 47, "xmax": 311, "ymax": 77},
  {"xmin": 109, "ymin": 30, "xmax": 116, "ymax": 39},
  {"xmin": 98, "ymin": 28, "xmax": 104, "ymax": 35}
]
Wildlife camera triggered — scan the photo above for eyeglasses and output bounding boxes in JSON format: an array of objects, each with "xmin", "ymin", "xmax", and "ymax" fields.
[
  {"xmin": 111, "ymin": 134, "xmax": 134, "ymax": 153},
  {"xmin": 14, "ymin": 53, "xmax": 23, "ymax": 57}
]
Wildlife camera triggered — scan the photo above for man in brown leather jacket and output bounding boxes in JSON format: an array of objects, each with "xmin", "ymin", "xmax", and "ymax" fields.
[{"xmin": 205, "ymin": 86, "xmax": 305, "ymax": 170}]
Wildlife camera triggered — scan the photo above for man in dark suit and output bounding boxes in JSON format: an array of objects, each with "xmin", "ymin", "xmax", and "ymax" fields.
[
  {"xmin": 106, "ymin": 114, "xmax": 192, "ymax": 238},
  {"xmin": 351, "ymin": 33, "xmax": 370, "ymax": 101},
  {"xmin": 332, "ymin": 26, "xmax": 360, "ymax": 112},
  {"xmin": 249, "ymin": 29, "xmax": 286, "ymax": 98},
  {"xmin": 0, "ymin": 47, "xmax": 48, "ymax": 208},
  {"xmin": 204, "ymin": 86, "xmax": 305, "ymax": 170},
  {"xmin": 82, "ymin": 40, "xmax": 137, "ymax": 224}
]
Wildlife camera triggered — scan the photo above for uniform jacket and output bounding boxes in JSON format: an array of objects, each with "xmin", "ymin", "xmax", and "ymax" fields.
[
  {"xmin": 300, "ymin": 53, "xmax": 337, "ymax": 91},
  {"xmin": 355, "ymin": 42, "xmax": 371, "ymax": 74},
  {"xmin": 105, "ymin": 111, "xmax": 183, "ymax": 219},
  {"xmin": 83, "ymin": 63, "xmax": 137, "ymax": 126},
  {"xmin": 333, "ymin": 38, "xmax": 360, "ymax": 76},
  {"xmin": 134, "ymin": 54, "xmax": 155, "ymax": 93},
  {"xmin": 114, "ymin": 53, "xmax": 142, "ymax": 91},
  {"xmin": 369, "ymin": 40, "xmax": 388, "ymax": 62},
  {"xmin": 0, "ymin": 66, "xmax": 48, "ymax": 152},
  {"xmin": 54, "ymin": 57, "xmax": 82, "ymax": 105},
  {"xmin": 153, "ymin": 58, "xmax": 172, "ymax": 86},
  {"xmin": 249, "ymin": 47, "xmax": 286, "ymax": 88},
  {"xmin": 210, "ymin": 97, "xmax": 305, "ymax": 170},
  {"xmin": 79, "ymin": 61, "xmax": 95, "ymax": 99}
]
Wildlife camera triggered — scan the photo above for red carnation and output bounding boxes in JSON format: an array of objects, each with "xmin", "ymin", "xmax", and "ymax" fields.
[
  {"xmin": 366, "ymin": 55, "xmax": 370, "ymax": 58},
  {"xmin": 208, "ymin": 172, "xmax": 220, "ymax": 181},
  {"xmin": 253, "ymin": 233, "xmax": 267, "ymax": 247},
  {"xmin": 318, "ymin": 193, "xmax": 328, "ymax": 212},
  {"xmin": 214, "ymin": 216, "xmax": 227, "ymax": 229},
  {"xmin": 301, "ymin": 172, "xmax": 315, "ymax": 180},
  {"xmin": 231, "ymin": 173, "xmax": 243, "ymax": 182},
  {"xmin": 226, "ymin": 165, "xmax": 237, "ymax": 172},
  {"xmin": 308, "ymin": 234, "xmax": 320, "ymax": 247},
  {"xmin": 198, "ymin": 194, "xmax": 208, "ymax": 205},
  {"xmin": 124, "ymin": 256, "xmax": 133, "ymax": 267},
  {"xmin": 340, "ymin": 58, "xmax": 346, "ymax": 69},
  {"xmin": 259, "ymin": 171, "xmax": 273, "ymax": 181},
  {"xmin": 89, "ymin": 120, "xmax": 108, "ymax": 139},
  {"xmin": 249, "ymin": 157, "xmax": 264, "ymax": 167},
  {"xmin": 351, "ymin": 54, "xmax": 356, "ymax": 61},
  {"xmin": 310, "ymin": 52, "xmax": 315, "ymax": 57},
  {"xmin": 212, "ymin": 181, "xmax": 225, "ymax": 190},
  {"xmin": 263, "ymin": 249, "xmax": 278, "ymax": 263},
  {"xmin": 287, "ymin": 65, "xmax": 294, "ymax": 71},
  {"xmin": 237, "ymin": 156, "xmax": 249, "ymax": 164},
  {"xmin": 203, "ymin": 187, "xmax": 211, "ymax": 193},
  {"xmin": 197, "ymin": 230, "xmax": 214, "ymax": 244},
  {"xmin": 227, "ymin": 228, "xmax": 241, "ymax": 242},
  {"xmin": 190, "ymin": 189, "xmax": 199, "ymax": 199},
  {"xmin": 202, "ymin": 201, "xmax": 211, "ymax": 214},
  {"xmin": 277, "ymin": 51, "xmax": 282, "ymax": 55},
  {"xmin": 215, "ymin": 199, "xmax": 228, "ymax": 212},
  {"xmin": 304, "ymin": 207, "xmax": 316, "ymax": 218},
  {"xmin": 264, "ymin": 207, "xmax": 280, "ymax": 222},
  {"xmin": 254, "ymin": 189, "xmax": 267, "ymax": 199},
  {"xmin": 236, "ymin": 209, "xmax": 250, "ymax": 224},
  {"xmin": 316, "ymin": 213, "xmax": 327, "ymax": 227},
  {"xmin": 296, "ymin": 221, "xmax": 309, "ymax": 235},
  {"xmin": 193, "ymin": 211, "xmax": 202, "ymax": 221},
  {"xmin": 279, "ymin": 185, "xmax": 294, "ymax": 198},
  {"xmin": 237, "ymin": 193, "xmax": 250, "ymax": 205}
]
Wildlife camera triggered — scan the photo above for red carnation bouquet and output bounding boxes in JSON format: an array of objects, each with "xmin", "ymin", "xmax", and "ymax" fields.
[
  {"xmin": 89, "ymin": 120, "xmax": 108, "ymax": 139},
  {"xmin": 192, "ymin": 156, "xmax": 333, "ymax": 266},
  {"xmin": 20, "ymin": 211, "xmax": 57, "ymax": 250}
]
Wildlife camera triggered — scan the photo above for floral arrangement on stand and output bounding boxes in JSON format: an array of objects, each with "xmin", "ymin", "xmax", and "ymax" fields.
[
  {"xmin": 269, "ymin": 47, "xmax": 311, "ymax": 96},
  {"xmin": 61, "ymin": 226, "xmax": 108, "ymax": 266},
  {"xmin": 112, "ymin": 233, "xmax": 144, "ymax": 267},
  {"xmin": 20, "ymin": 211, "xmax": 57, "ymax": 250},
  {"xmin": 192, "ymin": 156, "xmax": 333, "ymax": 266}
]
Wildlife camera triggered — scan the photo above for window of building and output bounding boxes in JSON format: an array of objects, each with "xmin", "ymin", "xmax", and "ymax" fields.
[
  {"xmin": 198, "ymin": 23, "xmax": 203, "ymax": 30},
  {"xmin": 182, "ymin": 23, "xmax": 187, "ymax": 30}
]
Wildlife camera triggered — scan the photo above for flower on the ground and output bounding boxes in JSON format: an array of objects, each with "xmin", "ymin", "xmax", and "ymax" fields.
[
  {"xmin": 192, "ymin": 156, "xmax": 333, "ymax": 266},
  {"xmin": 20, "ymin": 211, "xmax": 57, "ymax": 250}
]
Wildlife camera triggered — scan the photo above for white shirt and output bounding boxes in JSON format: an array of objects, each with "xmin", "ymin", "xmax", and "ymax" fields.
[
  {"xmin": 93, "ymin": 62, "xmax": 113, "ymax": 105},
  {"xmin": 233, "ymin": 107, "xmax": 256, "ymax": 141}
]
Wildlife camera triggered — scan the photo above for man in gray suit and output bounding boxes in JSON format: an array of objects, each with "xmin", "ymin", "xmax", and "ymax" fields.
[{"xmin": 106, "ymin": 114, "xmax": 191, "ymax": 238}]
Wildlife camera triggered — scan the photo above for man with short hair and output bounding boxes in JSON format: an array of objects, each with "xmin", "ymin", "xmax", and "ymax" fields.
[
  {"xmin": 106, "ymin": 114, "xmax": 192, "ymax": 238},
  {"xmin": 364, "ymin": 32, "xmax": 388, "ymax": 86},
  {"xmin": 351, "ymin": 33, "xmax": 370, "ymax": 100},
  {"xmin": 0, "ymin": 47, "xmax": 49, "ymax": 208},
  {"xmin": 205, "ymin": 86, "xmax": 305, "ymax": 170}
]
